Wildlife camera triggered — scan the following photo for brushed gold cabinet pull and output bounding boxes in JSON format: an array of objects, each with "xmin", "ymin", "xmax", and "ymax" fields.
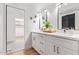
[
  {"xmin": 57, "ymin": 47, "xmax": 59, "ymax": 54},
  {"xmin": 54, "ymin": 45, "xmax": 56, "ymax": 52}
]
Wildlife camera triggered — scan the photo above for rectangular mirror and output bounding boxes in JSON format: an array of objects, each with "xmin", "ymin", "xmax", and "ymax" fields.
[{"xmin": 58, "ymin": 3, "xmax": 79, "ymax": 30}]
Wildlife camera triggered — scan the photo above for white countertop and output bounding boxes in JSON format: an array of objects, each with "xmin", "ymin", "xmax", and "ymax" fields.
[{"xmin": 32, "ymin": 30, "xmax": 79, "ymax": 41}]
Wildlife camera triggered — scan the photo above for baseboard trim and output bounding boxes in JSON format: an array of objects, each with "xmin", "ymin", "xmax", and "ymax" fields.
[
  {"xmin": 32, "ymin": 47, "xmax": 40, "ymax": 55},
  {"xmin": 0, "ymin": 52, "xmax": 6, "ymax": 55},
  {"xmin": 7, "ymin": 47, "xmax": 35, "ymax": 55}
]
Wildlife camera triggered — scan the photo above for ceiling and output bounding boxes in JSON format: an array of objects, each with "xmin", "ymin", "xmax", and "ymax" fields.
[
  {"xmin": 6, "ymin": 3, "xmax": 79, "ymax": 18},
  {"xmin": 7, "ymin": 3, "xmax": 56, "ymax": 10},
  {"xmin": 7, "ymin": 3, "xmax": 56, "ymax": 16}
]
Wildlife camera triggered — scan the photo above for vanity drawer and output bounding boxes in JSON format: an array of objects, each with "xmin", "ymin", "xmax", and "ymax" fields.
[
  {"xmin": 38, "ymin": 34, "xmax": 46, "ymax": 38},
  {"xmin": 38, "ymin": 34, "xmax": 46, "ymax": 41},
  {"xmin": 51, "ymin": 36, "xmax": 79, "ymax": 51},
  {"xmin": 32, "ymin": 33, "xmax": 38, "ymax": 37}
]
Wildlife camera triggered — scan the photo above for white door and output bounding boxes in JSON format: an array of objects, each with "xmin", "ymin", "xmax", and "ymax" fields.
[
  {"xmin": 7, "ymin": 6, "xmax": 24, "ymax": 53},
  {"xmin": 0, "ymin": 5, "xmax": 4, "ymax": 54}
]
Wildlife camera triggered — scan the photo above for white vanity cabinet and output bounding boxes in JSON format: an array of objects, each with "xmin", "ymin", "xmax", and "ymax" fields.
[
  {"xmin": 45, "ymin": 36, "xmax": 52, "ymax": 55},
  {"xmin": 32, "ymin": 33, "xmax": 46, "ymax": 55},
  {"xmin": 37, "ymin": 34, "xmax": 46, "ymax": 55},
  {"xmin": 32, "ymin": 33, "xmax": 39, "ymax": 52},
  {"xmin": 32, "ymin": 32, "xmax": 79, "ymax": 55}
]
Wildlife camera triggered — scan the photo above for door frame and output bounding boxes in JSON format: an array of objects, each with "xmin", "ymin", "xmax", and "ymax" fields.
[{"xmin": 6, "ymin": 4, "xmax": 25, "ymax": 54}]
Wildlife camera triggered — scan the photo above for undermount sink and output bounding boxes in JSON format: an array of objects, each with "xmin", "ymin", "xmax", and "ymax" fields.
[{"xmin": 54, "ymin": 30, "xmax": 75, "ymax": 36}]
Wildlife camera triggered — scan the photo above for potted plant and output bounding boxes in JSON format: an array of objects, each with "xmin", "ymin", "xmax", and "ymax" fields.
[{"xmin": 42, "ymin": 20, "xmax": 52, "ymax": 32}]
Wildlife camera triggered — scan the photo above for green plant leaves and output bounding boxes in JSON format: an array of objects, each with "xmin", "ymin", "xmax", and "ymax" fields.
[{"xmin": 43, "ymin": 20, "xmax": 52, "ymax": 29}]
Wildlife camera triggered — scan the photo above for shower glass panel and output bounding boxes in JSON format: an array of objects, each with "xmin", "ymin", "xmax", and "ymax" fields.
[{"xmin": 7, "ymin": 6, "xmax": 24, "ymax": 53}]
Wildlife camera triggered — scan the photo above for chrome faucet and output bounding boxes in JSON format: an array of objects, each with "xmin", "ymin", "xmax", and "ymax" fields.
[{"xmin": 63, "ymin": 28, "xmax": 69, "ymax": 33}]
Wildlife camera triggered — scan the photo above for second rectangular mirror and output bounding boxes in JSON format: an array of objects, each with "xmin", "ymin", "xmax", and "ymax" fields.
[{"xmin": 58, "ymin": 3, "xmax": 79, "ymax": 30}]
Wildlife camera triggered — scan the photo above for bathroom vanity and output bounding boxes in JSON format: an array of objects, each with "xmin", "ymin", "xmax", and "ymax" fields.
[{"xmin": 32, "ymin": 31, "xmax": 79, "ymax": 55}]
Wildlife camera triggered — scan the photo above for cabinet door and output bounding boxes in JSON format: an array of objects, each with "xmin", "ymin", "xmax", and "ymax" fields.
[
  {"xmin": 50, "ymin": 36, "xmax": 57, "ymax": 55},
  {"xmin": 46, "ymin": 42, "xmax": 51, "ymax": 54},
  {"xmin": 52, "ymin": 36, "xmax": 78, "ymax": 51},
  {"xmin": 38, "ymin": 34, "xmax": 46, "ymax": 55},
  {"xmin": 45, "ymin": 36, "xmax": 52, "ymax": 55},
  {"xmin": 32, "ymin": 33, "xmax": 39, "ymax": 51},
  {"xmin": 38, "ymin": 44, "xmax": 46, "ymax": 55},
  {"xmin": 32, "ymin": 33, "xmax": 46, "ymax": 55},
  {"xmin": 32, "ymin": 36, "xmax": 37, "ymax": 48},
  {"xmin": 57, "ymin": 46, "xmax": 78, "ymax": 55}
]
